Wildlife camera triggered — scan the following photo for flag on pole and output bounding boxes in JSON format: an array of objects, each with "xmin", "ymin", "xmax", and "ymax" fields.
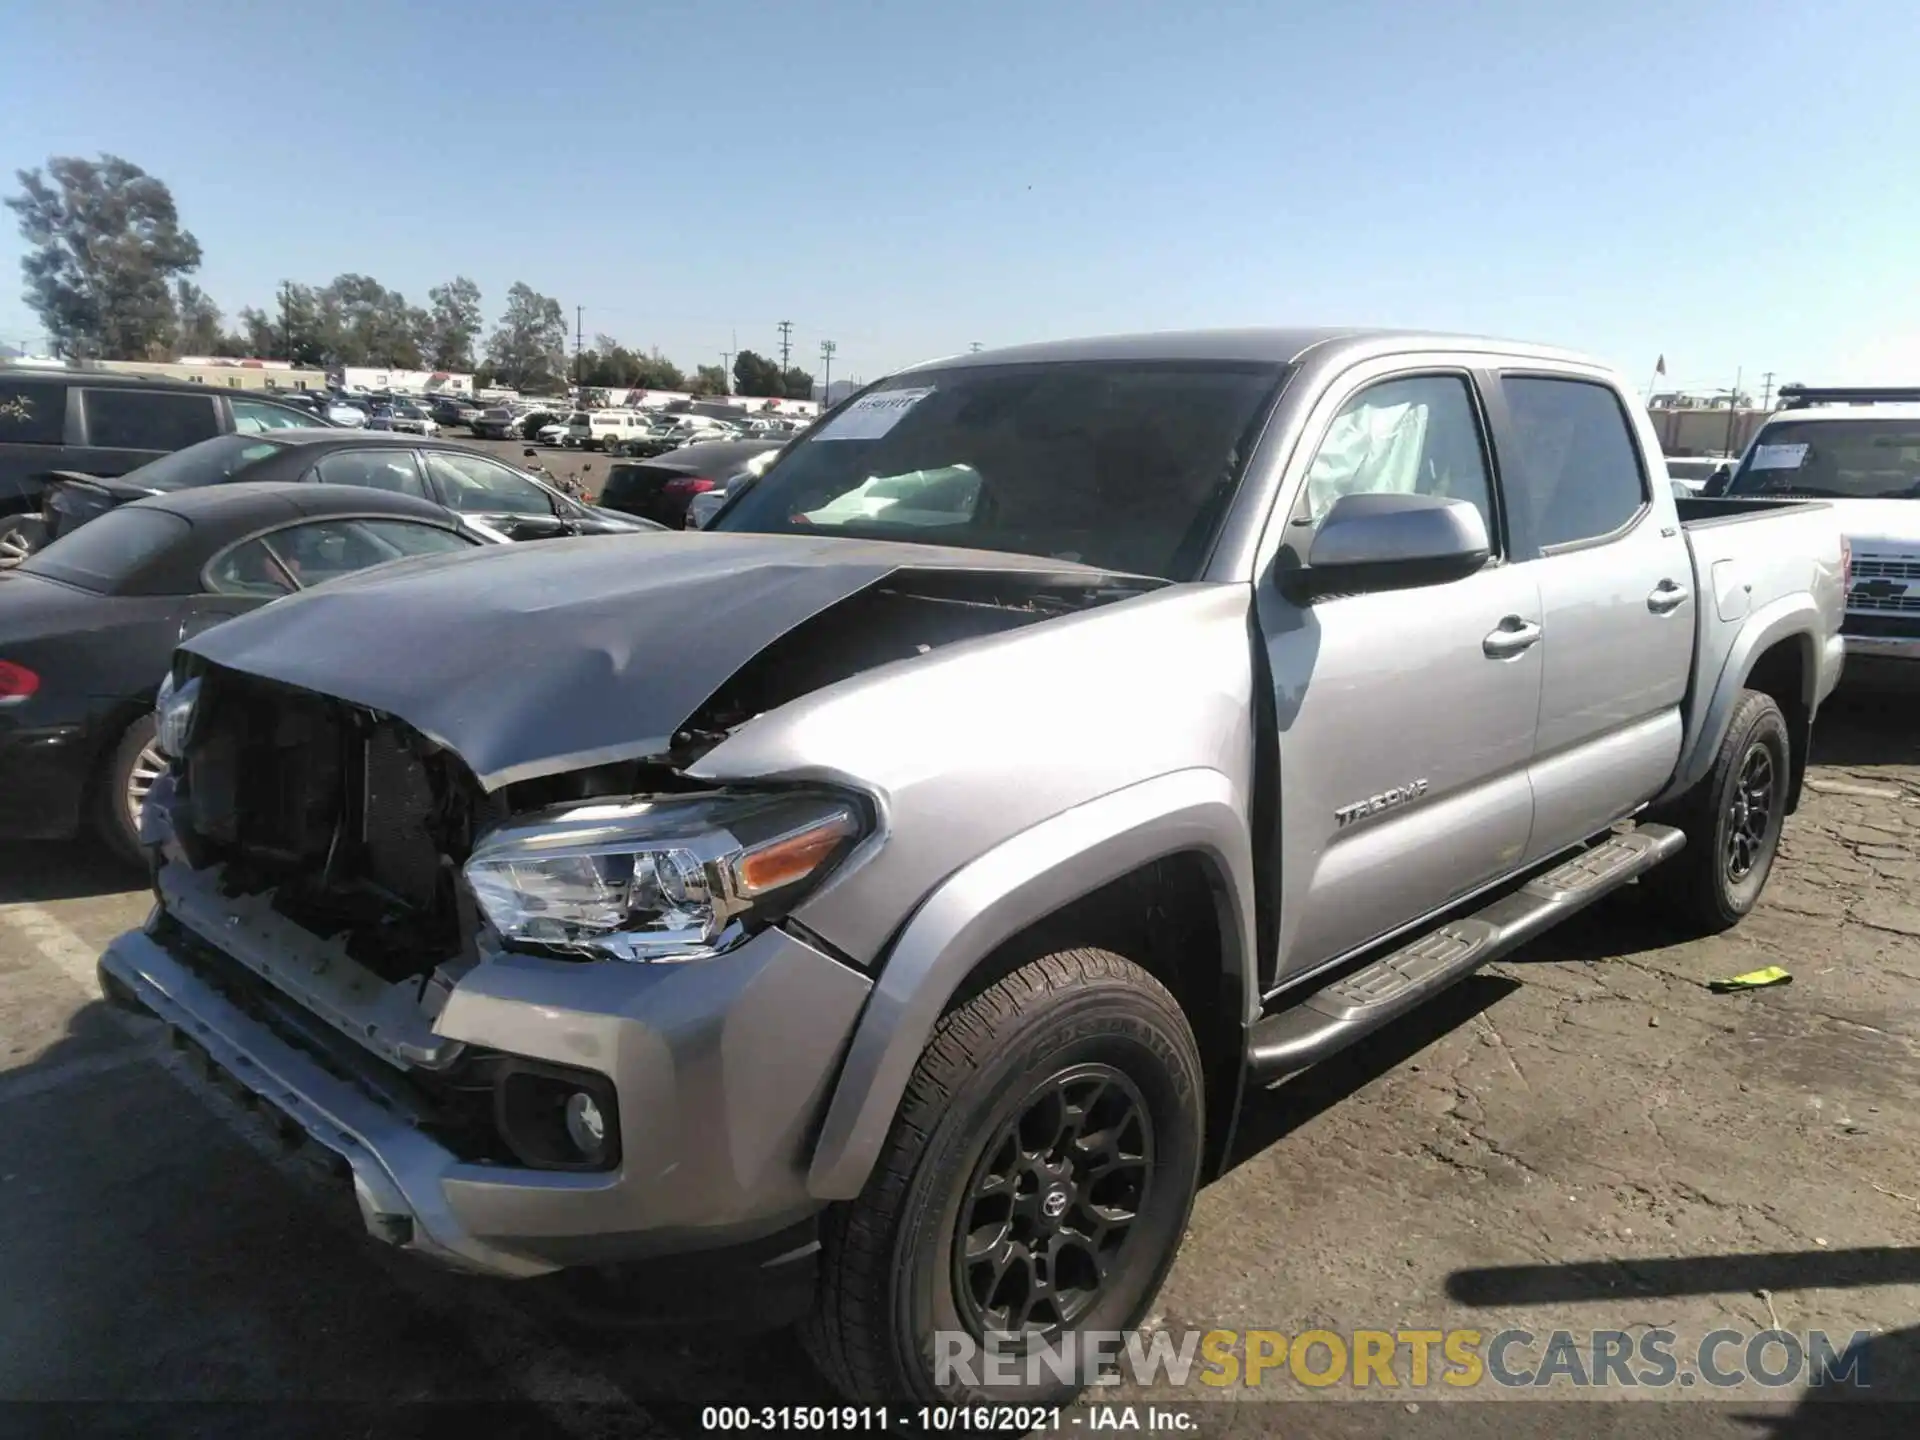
[{"xmin": 1655, "ymin": 355, "xmax": 1667, "ymax": 376}]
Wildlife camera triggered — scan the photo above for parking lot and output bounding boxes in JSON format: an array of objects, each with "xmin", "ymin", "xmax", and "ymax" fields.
[{"xmin": 0, "ymin": 679, "xmax": 1913, "ymax": 1434}]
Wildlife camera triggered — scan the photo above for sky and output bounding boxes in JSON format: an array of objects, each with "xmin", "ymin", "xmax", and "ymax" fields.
[{"xmin": 2, "ymin": 0, "xmax": 1918, "ymax": 395}]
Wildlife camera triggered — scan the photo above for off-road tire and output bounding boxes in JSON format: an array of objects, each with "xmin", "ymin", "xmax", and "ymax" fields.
[
  {"xmin": 1645, "ymin": 688, "xmax": 1790, "ymax": 935},
  {"xmin": 801, "ymin": 948, "xmax": 1203, "ymax": 1405},
  {"xmin": 94, "ymin": 711, "xmax": 161, "ymax": 867}
]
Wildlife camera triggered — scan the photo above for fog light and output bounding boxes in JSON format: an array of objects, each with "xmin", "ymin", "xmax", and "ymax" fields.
[
  {"xmin": 495, "ymin": 1063, "xmax": 621, "ymax": 1172},
  {"xmin": 565, "ymin": 1091, "xmax": 606, "ymax": 1157}
]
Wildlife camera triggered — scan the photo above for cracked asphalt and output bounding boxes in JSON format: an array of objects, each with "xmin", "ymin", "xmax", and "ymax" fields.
[{"xmin": 1, "ymin": 682, "xmax": 1915, "ymax": 1436}]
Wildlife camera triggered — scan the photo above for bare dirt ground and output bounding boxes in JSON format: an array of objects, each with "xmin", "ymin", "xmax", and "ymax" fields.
[{"xmin": 1, "ymin": 682, "xmax": 1915, "ymax": 1436}]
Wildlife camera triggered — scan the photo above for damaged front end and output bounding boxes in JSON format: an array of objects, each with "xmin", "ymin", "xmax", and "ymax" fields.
[{"xmin": 105, "ymin": 544, "xmax": 1159, "ymax": 1274}]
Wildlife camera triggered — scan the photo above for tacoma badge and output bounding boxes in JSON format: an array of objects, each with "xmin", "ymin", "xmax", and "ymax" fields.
[{"xmin": 1335, "ymin": 779, "xmax": 1430, "ymax": 828}]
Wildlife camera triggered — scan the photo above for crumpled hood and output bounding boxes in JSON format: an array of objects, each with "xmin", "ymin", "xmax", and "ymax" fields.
[{"xmin": 182, "ymin": 531, "xmax": 1118, "ymax": 789}]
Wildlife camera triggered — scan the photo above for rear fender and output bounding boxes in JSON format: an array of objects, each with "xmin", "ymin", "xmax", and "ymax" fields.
[{"xmin": 1657, "ymin": 594, "xmax": 1821, "ymax": 807}]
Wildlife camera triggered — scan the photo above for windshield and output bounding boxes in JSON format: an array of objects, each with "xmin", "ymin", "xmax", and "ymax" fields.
[
  {"xmin": 123, "ymin": 434, "xmax": 285, "ymax": 492},
  {"xmin": 1728, "ymin": 419, "xmax": 1920, "ymax": 500},
  {"xmin": 712, "ymin": 360, "xmax": 1284, "ymax": 579}
]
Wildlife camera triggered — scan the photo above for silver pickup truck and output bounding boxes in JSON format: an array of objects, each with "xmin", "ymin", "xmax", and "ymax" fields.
[{"xmin": 101, "ymin": 329, "xmax": 1845, "ymax": 1404}]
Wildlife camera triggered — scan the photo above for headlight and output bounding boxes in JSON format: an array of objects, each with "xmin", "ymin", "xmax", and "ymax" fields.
[
  {"xmin": 155, "ymin": 673, "xmax": 199, "ymax": 758},
  {"xmin": 464, "ymin": 790, "xmax": 864, "ymax": 962}
]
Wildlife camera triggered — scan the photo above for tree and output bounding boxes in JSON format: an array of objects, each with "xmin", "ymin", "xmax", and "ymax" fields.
[
  {"xmin": 632, "ymin": 347, "xmax": 683, "ymax": 391},
  {"xmin": 485, "ymin": 282, "xmax": 568, "ymax": 391},
  {"xmin": 733, "ymin": 349, "xmax": 783, "ymax": 397},
  {"xmin": 782, "ymin": 366, "xmax": 815, "ymax": 400},
  {"xmin": 424, "ymin": 276, "xmax": 482, "ymax": 371},
  {"xmin": 6, "ymin": 153, "xmax": 204, "ymax": 359},
  {"xmin": 689, "ymin": 364, "xmax": 729, "ymax": 397},
  {"xmin": 319, "ymin": 273, "xmax": 426, "ymax": 368},
  {"xmin": 173, "ymin": 280, "xmax": 222, "ymax": 357}
]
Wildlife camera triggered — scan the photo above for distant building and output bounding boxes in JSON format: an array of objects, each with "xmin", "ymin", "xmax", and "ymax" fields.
[
  {"xmin": 1646, "ymin": 403, "xmax": 1771, "ymax": 456},
  {"xmin": 84, "ymin": 356, "xmax": 327, "ymax": 391},
  {"xmin": 335, "ymin": 367, "xmax": 475, "ymax": 396}
]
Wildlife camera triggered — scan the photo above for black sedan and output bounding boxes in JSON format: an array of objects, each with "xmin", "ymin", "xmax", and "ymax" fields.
[
  {"xmin": 597, "ymin": 438, "xmax": 783, "ymax": 528},
  {"xmin": 39, "ymin": 430, "xmax": 661, "ymax": 546},
  {"xmin": 0, "ymin": 482, "xmax": 495, "ymax": 862}
]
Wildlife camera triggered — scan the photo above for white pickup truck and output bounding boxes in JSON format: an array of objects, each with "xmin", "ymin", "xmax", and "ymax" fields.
[{"xmin": 1712, "ymin": 385, "xmax": 1920, "ymax": 668}]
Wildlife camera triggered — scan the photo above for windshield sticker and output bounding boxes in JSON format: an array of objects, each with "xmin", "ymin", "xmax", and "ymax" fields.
[
  {"xmin": 817, "ymin": 387, "xmax": 935, "ymax": 441},
  {"xmin": 1749, "ymin": 443, "xmax": 1809, "ymax": 471}
]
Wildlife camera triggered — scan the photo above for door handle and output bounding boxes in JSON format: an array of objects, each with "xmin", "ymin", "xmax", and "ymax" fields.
[
  {"xmin": 1483, "ymin": 616, "xmax": 1543, "ymax": 658},
  {"xmin": 1647, "ymin": 580, "xmax": 1690, "ymax": 614}
]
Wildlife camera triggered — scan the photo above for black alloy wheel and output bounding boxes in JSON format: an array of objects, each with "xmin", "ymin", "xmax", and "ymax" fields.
[{"xmin": 953, "ymin": 1063, "xmax": 1153, "ymax": 1339}]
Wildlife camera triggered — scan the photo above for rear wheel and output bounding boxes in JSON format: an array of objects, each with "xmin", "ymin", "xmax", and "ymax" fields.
[
  {"xmin": 95, "ymin": 712, "xmax": 163, "ymax": 866},
  {"xmin": 1645, "ymin": 688, "xmax": 1789, "ymax": 934},
  {"xmin": 802, "ymin": 948, "xmax": 1203, "ymax": 1405}
]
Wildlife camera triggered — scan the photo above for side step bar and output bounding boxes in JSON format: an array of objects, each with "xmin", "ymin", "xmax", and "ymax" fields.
[{"xmin": 1247, "ymin": 824, "xmax": 1686, "ymax": 1079}]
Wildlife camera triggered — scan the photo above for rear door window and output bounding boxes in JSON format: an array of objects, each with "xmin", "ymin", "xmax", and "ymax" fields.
[
  {"xmin": 81, "ymin": 389, "xmax": 221, "ymax": 450},
  {"xmin": 310, "ymin": 449, "xmax": 429, "ymax": 497},
  {"xmin": 1497, "ymin": 377, "xmax": 1648, "ymax": 551},
  {"xmin": 0, "ymin": 379, "xmax": 66, "ymax": 444},
  {"xmin": 205, "ymin": 539, "xmax": 296, "ymax": 597},
  {"xmin": 424, "ymin": 452, "xmax": 555, "ymax": 515},
  {"xmin": 264, "ymin": 517, "xmax": 474, "ymax": 586},
  {"xmin": 232, "ymin": 397, "xmax": 320, "ymax": 434}
]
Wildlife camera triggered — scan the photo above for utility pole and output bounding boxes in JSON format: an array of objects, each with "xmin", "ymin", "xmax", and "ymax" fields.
[
  {"xmin": 1760, "ymin": 371, "xmax": 1776, "ymax": 412},
  {"xmin": 279, "ymin": 282, "xmax": 293, "ymax": 363},
  {"xmin": 820, "ymin": 339, "xmax": 836, "ymax": 406},
  {"xmin": 1724, "ymin": 366, "xmax": 1742, "ymax": 455},
  {"xmin": 574, "ymin": 305, "xmax": 584, "ymax": 392},
  {"xmin": 720, "ymin": 346, "xmax": 735, "ymax": 395},
  {"xmin": 777, "ymin": 320, "xmax": 794, "ymax": 376},
  {"xmin": 969, "ymin": 341, "xmax": 983, "ymax": 353}
]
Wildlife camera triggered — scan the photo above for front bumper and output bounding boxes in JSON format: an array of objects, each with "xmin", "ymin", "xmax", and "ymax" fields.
[{"xmin": 100, "ymin": 906, "xmax": 872, "ymax": 1279}]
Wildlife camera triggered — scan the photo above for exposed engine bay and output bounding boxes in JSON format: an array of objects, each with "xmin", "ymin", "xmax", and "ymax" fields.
[{"xmin": 166, "ymin": 567, "xmax": 1154, "ymax": 991}]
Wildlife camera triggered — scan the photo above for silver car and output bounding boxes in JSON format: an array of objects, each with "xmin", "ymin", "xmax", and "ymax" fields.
[{"xmin": 103, "ymin": 328, "xmax": 1844, "ymax": 1406}]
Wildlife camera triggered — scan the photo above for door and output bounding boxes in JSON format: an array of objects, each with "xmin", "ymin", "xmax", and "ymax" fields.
[
  {"xmin": 1261, "ymin": 369, "xmax": 1542, "ymax": 979},
  {"xmin": 1489, "ymin": 375, "xmax": 1693, "ymax": 860},
  {"xmin": 422, "ymin": 451, "xmax": 571, "ymax": 539}
]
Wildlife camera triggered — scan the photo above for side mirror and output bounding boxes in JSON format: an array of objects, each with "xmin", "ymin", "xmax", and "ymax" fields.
[{"xmin": 1291, "ymin": 493, "xmax": 1490, "ymax": 599}]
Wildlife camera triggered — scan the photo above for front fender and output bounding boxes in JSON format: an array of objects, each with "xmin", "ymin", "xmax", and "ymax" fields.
[{"xmin": 805, "ymin": 767, "xmax": 1255, "ymax": 1200}]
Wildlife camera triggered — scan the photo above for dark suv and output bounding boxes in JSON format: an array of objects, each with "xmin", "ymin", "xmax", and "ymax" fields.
[{"xmin": 0, "ymin": 368, "xmax": 328, "ymax": 564}]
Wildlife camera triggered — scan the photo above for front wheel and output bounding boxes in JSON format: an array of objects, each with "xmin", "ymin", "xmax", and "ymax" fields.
[
  {"xmin": 1645, "ymin": 688, "xmax": 1790, "ymax": 934},
  {"xmin": 802, "ymin": 948, "xmax": 1203, "ymax": 1405}
]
